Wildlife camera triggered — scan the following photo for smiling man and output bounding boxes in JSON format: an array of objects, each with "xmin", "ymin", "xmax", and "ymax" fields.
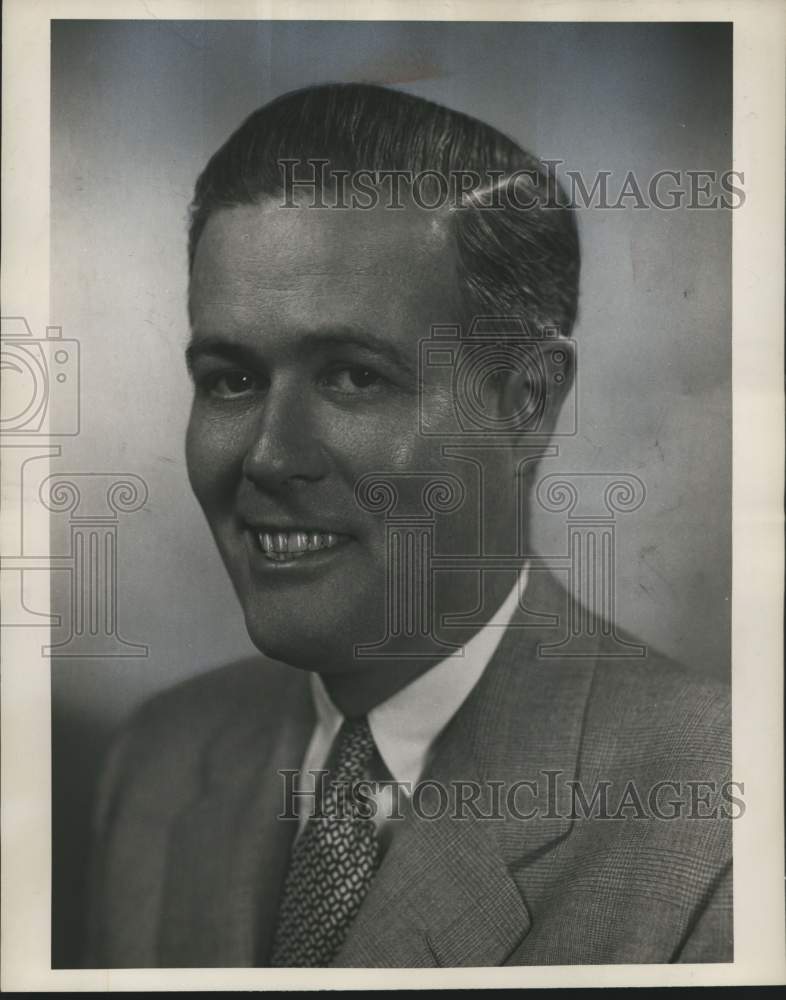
[
  {"xmin": 185, "ymin": 197, "xmax": 475, "ymax": 706},
  {"xmin": 85, "ymin": 84, "xmax": 733, "ymax": 968}
]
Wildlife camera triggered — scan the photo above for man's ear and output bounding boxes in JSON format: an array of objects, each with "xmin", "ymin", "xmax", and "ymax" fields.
[{"xmin": 494, "ymin": 345, "xmax": 574, "ymax": 441}]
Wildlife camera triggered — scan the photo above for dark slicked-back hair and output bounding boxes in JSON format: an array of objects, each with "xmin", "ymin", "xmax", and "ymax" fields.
[{"xmin": 188, "ymin": 83, "xmax": 580, "ymax": 336}]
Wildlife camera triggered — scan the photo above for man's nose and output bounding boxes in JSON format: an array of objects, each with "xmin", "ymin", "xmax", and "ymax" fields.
[{"xmin": 242, "ymin": 385, "xmax": 328, "ymax": 490}]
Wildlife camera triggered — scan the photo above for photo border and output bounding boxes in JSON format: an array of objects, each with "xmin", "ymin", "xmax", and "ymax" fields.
[{"xmin": 2, "ymin": 0, "xmax": 784, "ymax": 990}]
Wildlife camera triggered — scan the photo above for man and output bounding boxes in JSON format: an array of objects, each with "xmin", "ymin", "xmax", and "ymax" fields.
[{"xmin": 85, "ymin": 83, "xmax": 732, "ymax": 967}]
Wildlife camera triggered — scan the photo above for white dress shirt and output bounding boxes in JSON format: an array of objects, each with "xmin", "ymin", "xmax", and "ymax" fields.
[{"xmin": 294, "ymin": 564, "xmax": 529, "ymax": 852}]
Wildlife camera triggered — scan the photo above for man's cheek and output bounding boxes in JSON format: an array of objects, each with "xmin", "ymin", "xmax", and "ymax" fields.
[
  {"xmin": 185, "ymin": 446, "xmax": 210, "ymax": 509},
  {"xmin": 363, "ymin": 420, "xmax": 445, "ymax": 471},
  {"xmin": 185, "ymin": 414, "xmax": 214, "ymax": 491},
  {"xmin": 186, "ymin": 418, "xmax": 238, "ymax": 503},
  {"xmin": 185, "ymin": 440, "xmax": 216, "ymax": 508}
]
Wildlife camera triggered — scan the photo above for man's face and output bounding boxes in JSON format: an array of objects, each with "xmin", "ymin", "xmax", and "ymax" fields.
[{"xmin": 186, "ymin": 197, "xmax": 516, "ymax": 672}]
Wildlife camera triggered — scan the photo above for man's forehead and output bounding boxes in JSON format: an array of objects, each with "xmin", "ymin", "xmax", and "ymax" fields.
[
  {"xmin": 190, "ymin": 197, "xmax": 455, "ymax": 286},
  {"xmin": 189, "ymin": 201, "xmax": 458, "ymax": 333},
  {"xmin": 188, "ymin": 197, "xmax": 461, "ymax": 335}
]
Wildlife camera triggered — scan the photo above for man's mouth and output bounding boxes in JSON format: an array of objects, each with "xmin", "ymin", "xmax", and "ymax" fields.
[{"xmin": 251, "ymin": 528, "xmax": 350, "ymax": 564}]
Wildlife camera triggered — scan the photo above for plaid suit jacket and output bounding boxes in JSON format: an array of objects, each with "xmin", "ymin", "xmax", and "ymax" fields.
[{"xmin": 85, "ymin": 568, "xmax": 733, "ymax": 967}]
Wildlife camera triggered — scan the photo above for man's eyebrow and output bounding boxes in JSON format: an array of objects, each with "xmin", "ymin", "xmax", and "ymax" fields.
[
  {"xmin": 185, "ymin": 328, "xmax": 418, "ymax": 374},
  {"xmin": 184, "ymin": 337, "xmax": 259, "ymax": 373},
  {"xmin": 298, "ymin": 330, "xmax": 417, "ymax": 374}
]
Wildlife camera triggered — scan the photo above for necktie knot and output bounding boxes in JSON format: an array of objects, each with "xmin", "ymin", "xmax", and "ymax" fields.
[{"xmin": 331, "ymin": 715, "xmax": 376, "ymax": 783}]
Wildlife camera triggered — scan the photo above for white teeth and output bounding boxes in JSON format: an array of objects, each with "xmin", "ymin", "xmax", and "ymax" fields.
[{"xmin": 255, "ymin": 529, "xmax": 344, "ymax": 561}]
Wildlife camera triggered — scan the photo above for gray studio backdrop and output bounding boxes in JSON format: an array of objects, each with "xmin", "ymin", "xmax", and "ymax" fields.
[{"xmin": 50, "ymin": 20, "xmax": 731, "ymax": 965}]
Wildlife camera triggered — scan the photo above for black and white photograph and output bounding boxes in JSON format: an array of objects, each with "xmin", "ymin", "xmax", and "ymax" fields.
[{"xmin": 1, "ymin": 0, "xmax": 784, "ymax": 991}]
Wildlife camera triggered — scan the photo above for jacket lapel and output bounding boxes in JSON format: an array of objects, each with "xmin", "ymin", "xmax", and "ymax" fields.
[
  {"xmin": 331, "ymin": 713, "xmax": 532, "ymax": 967},
  {"xmin": 335, "ymin": 567, "xmax": 598, "ymax": 967},
  {"xmin": 157, "ymin": 668, "xmax": 313, "ymax": 967},
  {"xmin": 157, "ymin": 569, "xmax": 598, "ymax": 968}
]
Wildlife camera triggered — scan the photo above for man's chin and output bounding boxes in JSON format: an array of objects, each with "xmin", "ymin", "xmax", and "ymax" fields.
[{"xmin": 242, "ymin": 614, "xmax": 379, "ymax": 674}]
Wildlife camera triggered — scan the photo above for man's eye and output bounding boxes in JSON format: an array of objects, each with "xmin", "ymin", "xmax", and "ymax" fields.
[
  {"xmin": 205, "ymin": 370, "xmax": 259, "ymax": 399},
  {"xmin": 325, "ymin": 366, "xmax": 386, "ymax": 394}
]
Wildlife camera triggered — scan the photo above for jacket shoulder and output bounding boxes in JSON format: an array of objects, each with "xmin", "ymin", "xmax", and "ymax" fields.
[
  {"xmin": 584, "ymin": 652, "xmax": 730, "ymax": 778},
  {"xmin": 127, "ymin": 656, "xmax": 300, "ymax": 737},
  {"xmin": 92, "ymin": 657, "xmax": 307, "ymax": 832}
]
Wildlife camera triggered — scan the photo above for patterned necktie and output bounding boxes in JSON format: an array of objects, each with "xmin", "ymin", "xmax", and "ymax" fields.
[{"xmin": 270, "ymin": 715, "xmax": 382, "ymax": 967}]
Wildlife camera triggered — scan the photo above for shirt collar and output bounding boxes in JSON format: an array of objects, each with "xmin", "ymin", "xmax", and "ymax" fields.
[{"xmin": 309, "ymin": 563, "xmax": 529, "ymax": 787}]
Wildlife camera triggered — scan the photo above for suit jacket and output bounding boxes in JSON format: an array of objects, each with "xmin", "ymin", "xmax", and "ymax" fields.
[{"xmin": 84, "ymin": 568, "xmax": 732, "ymax": 967}]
